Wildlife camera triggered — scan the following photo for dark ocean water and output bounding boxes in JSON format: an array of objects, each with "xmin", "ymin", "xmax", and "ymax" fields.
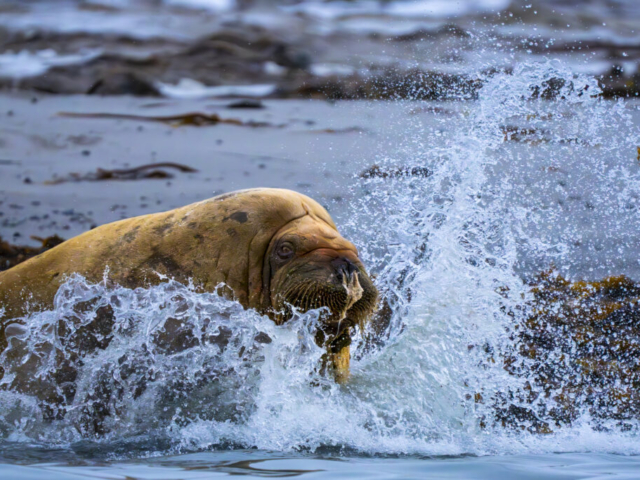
[{"xmin": 3, "ymin": 450, "xmax": 640, "ymax": 480}]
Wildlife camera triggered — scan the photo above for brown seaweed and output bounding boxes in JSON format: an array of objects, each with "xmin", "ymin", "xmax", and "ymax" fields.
[
  {"xmin": 45, "ymin": 162, "xmax": 198, "ymax": 184},
  {"xmin": 57, "ymin": 112, "xmax": 272, "ymax": 127},
  {"xmin": 360, "ymin": 164, "xmax": 432, "ymax": 179},
  {"xmin": 0, "ymin": 235, "xmax": 65, "ymax": 271},
  {"xmin": 495, "ymin": 270, "xmax": 640, "ymax": 433}
]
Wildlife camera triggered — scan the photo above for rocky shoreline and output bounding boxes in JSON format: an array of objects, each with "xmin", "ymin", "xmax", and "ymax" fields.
[{"xmin": 2, "ymin": 31, "xmax": 638, "ymax": 100}]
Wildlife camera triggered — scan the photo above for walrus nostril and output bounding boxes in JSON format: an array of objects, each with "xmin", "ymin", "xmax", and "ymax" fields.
[
  {"xmin": 331, "ymin": 257, "xmax": 358, "ymax": 277},
  {"xmin": 345, "ymin": 260, "xmax": 358, "ymax": 276}
]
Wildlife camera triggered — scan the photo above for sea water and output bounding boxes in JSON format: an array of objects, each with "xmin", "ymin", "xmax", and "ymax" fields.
[
  {"xmin": 2, "ymin": 1, "xmax": 640, "ymax": 479},
  {"xmin": 1, "ymin": 62, "xmax": 639, "ymax": 478}
]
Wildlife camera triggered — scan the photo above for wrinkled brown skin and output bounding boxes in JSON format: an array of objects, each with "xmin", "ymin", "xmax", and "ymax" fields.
[{"xmin": 0, "ymin": 188, "xmax": 377, "ymax": 383}]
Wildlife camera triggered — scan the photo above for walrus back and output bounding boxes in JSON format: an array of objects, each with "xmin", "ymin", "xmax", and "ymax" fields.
[
  {"xmin": 0, "ymin": 205, "xmax": 208, "ymax": 323},
  {"xmin": 0, "ymin": 214, "xmax": 155, "ymax": 322}
]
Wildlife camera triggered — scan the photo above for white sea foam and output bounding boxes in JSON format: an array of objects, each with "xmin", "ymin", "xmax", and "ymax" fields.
[
  {"xmin": 309, "ymin": 63, "xmax": 357, "ymax": 77},
  {"xmin": 0, "ymin": 49, "xmax": 101, "ymax": 79},
  {"xmin": 163, "ymin": 0, "xmax": 235, "ymax": 12},
  {"xmin": 0, "ymin": 5, "xmax": 220, "ymax": 41},
  {"xmin": 156, "ymin": 79, "xmax": 277, "ymax": 98},
  {"xmin": 282, "ymin": 0, "xmax": 510, "ymax": 20}
]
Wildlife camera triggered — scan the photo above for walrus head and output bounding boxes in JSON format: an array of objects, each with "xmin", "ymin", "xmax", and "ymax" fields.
[{"xmin": 265, "ymin": 214, "xmax": 378, "ymax": 338}]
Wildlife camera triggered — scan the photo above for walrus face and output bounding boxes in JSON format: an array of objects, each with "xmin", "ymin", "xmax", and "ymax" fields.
[{"xmin": 266, "ymin": 216, "xmax": 378, "ymax": 337}]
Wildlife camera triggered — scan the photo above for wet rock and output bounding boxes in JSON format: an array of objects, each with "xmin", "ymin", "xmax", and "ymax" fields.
[
  {"xmin": 598, "ymin": 67, "xmax": 640, "ymax": 99},
  {"xmin": 226, "ymin": 99, "xmax": 264, "ymax": 109},
  {"xmin": 0, "ymin": 26, "xmax": 480, "ymax": 100},
  {"xmin": 271, "ymin": 43, "xmax": 311, "ymax": 70},
  {"xmin": 361, "ymin": 164, "xmax": 432, "ymax": 179},
  {"xmin": 392, "ymin": 23, "xmax": 470, "ymax": 42},
  {"xmin": 293, "ymin": 70, "xmax": 481, "ymax": 100},
  {"xmin": 496, "ymin": 271, "xmax": 640, "ymax": 432}
]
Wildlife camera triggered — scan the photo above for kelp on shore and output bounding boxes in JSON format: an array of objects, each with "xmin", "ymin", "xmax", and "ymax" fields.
[
  {"xmin": 494, "ymin": 271, "xmax": 640, "ymax": 433},
  {"xmin": 0, "ymin": 235, "xmax": 64, "ymax": 271}
]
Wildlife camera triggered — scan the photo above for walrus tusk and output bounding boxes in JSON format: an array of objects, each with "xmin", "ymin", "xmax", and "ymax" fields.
[
  {"xmin": 325, "ymin": 271, "xmax": 364, "ymax": 384},
  {"xmin": 331, "ymin": 345, "xmax": 351, "ymax": 384}
]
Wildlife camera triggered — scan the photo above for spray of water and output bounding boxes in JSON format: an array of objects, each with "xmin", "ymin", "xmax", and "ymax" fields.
[{"xmin": 1, "ymin": 61, "xmax": 640, "ymax": 456}]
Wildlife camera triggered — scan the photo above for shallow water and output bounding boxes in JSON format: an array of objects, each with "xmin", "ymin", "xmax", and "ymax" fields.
[{"xmin": 4, "ymin": 450, "xmax": 640, "ymax": 480}]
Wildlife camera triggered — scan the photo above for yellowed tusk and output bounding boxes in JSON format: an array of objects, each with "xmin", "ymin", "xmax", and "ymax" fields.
[{"xmin": 331, "ymin": 345, "xmax": 350, "ymax": 384}]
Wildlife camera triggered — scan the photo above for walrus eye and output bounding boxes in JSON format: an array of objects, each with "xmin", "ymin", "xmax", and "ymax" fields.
[{"xmin": 277, "ymin": 242, "xmax": 295, "ymax": 259}]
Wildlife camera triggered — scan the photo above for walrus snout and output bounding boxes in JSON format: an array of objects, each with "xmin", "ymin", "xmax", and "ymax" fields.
[
  {"xmin": 270, "ymin": 244, "xmax": 377, "ymax": 337},
  {"xmin": 332, "ymin": 256, "xmax": 359, "ymax": 278}
]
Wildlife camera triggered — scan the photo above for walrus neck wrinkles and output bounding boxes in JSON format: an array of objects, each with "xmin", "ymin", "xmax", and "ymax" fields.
[{"xmin": 260, "ymin": 213, "xmax": 311, "ymax": 314}]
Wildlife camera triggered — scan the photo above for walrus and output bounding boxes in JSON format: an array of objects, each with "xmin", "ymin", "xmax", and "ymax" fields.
[{"xmin": 0, "ymin": 188, "xmax": 378, "ymax": 386}]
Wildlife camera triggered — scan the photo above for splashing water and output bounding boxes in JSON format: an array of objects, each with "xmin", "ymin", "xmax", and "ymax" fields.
[{"xmin": 1, "ymin": 61, "xmax": 640, "ymax": 457}]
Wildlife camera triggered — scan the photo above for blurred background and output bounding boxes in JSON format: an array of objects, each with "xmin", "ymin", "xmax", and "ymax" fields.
[
  {"xmin": 0, "ymin": 0, "xmax": 638, "ymax": 99},
  {"xmin": 1, "ymin": 0, "xmax": 639, "ymax": 274}
]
